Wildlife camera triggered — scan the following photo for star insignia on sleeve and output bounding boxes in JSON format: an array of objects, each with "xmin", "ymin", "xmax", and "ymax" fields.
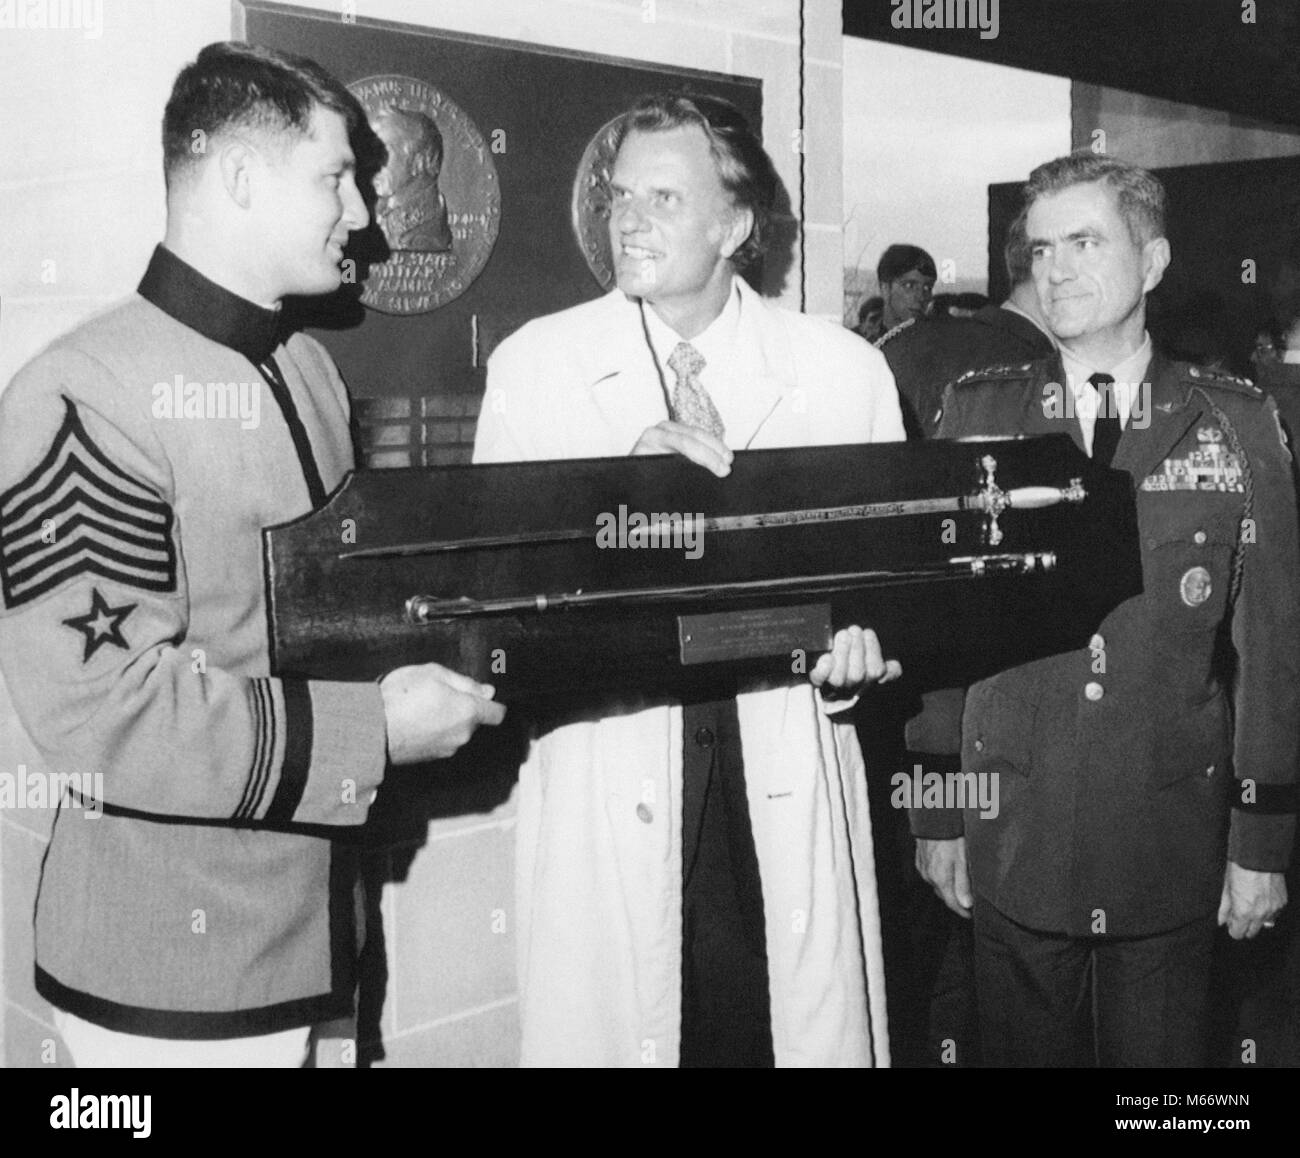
[{"xmin": 62, "ymin": 587, "xmax": 136, "ymax": 662}]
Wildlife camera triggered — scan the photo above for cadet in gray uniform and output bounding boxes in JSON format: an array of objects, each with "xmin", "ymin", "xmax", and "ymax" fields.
[{"xmin": 0, "ymin": 42, "xmax": 504, "ymax": 1067}]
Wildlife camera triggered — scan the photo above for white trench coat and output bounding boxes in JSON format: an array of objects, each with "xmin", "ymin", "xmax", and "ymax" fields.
[{"xmin": 475, "ymin": 279, "xmax": 905, "ymax": 1066}]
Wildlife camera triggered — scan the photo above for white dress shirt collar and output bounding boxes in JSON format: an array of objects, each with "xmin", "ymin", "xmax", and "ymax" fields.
[
  {"xmin": 1061, "ymin": 333, "xmax": 1153, "ymax": 450},
  {"xmin": 640, "ymin": 278, "xmax": 743, "ymax": 386}
]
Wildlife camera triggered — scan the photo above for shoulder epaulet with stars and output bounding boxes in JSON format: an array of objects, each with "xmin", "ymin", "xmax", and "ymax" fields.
[
  {"xmin": 949, "ymin": 361, "xmax": 1037, "ymax": 388},
  {"xmin": 873, "ymin": 317, "xmax": 916, "ymax": 348},
  {"xmin": 1182, "ymin": 362, "xmax": 1263, "ymax": 398}
]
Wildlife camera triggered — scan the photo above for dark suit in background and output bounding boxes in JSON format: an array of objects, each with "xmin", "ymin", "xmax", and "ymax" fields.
[
  {"xmin": 1253, "ymin": 360, "xmax": 1300, "ymax": 461},
  {"xmin": 880, "ymin": 305, "xmax": 1055, "ymax": 439}
]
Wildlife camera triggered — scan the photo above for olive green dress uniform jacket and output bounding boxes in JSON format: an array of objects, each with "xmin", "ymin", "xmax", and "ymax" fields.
[
  {"xmin": 908, "ymin": 352, "xmax": 1300, "ymax": 938},
  {"xmin": 0, "ymin": 247, "xmax": 389, "ymax": 1037}
]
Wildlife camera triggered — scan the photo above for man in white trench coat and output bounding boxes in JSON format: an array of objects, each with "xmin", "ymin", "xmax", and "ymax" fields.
[{"xmin": 474, "ymin": 93, "xmax": 905, "ymax": 1067}]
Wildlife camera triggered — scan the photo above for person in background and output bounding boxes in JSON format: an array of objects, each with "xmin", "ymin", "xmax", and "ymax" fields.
[
  {"xmin": 875, "ymin": 243, "xmax": 936, "ymax": 340},
  {"xmin": 929, "ymin": 291, "xmax": 989, "ymax": 320},
  {"xmin": 854, "ymin": 294, "xmax": 884, "ymax": 342},
  {"xmin": 1250, "ymin": 323, "xmax": 1283, "ymax": 373},
  {"xmin": 880, "ymin": 213, "xmax": 1055, "ymax": 439},
  {"xmin": 1250, "ymin": 313, "xmax": 1300, "ymax": 460}
]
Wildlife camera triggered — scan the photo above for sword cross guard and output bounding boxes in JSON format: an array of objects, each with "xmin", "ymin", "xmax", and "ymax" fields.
[
  {"xmin": 974, "ymin": 455, "xmax": 1087, "ymax": 546},
  {"xmin": 979, "ymin": 454, "xmax": 1009, "ymax": 546}
]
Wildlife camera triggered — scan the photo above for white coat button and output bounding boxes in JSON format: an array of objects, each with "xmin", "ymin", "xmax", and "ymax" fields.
[
  {"xmin": 1084, "ymin": 681, "xmax": 1104, "ymax": 701},
  {"xmin": 1206, "ymin": 764, "xmax": 1215, "ymax": 778},
  {"xmin": 1089, "ymin": 634, "xmax": 1105, "ymax": 652},
  {"xmin": 636, "ymin": 802, "xmax": 653, "ymax": 824},
  {"xmin": 974, "ymin": 739, "xmax": 985, "ymax": 752},
  {"xmin": 1194, "ymin": 530, "xmax": 1207, "ymax": 545}
]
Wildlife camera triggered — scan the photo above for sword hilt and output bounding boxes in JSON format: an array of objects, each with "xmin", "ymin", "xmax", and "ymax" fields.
[{"xmin": 976, "ymin": 454, "xmax": 1085, "ymax": 545}]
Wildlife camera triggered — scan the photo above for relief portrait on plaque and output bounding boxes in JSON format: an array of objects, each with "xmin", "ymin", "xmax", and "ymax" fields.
[
  {"xmin": 347, "ymin": 74, "xmax": 501, "ymax": 315},
  {"xmin": 571, "ymin": 115, "xmax": 624, "ymax": 292},
  {"xmin": 372, "ymin": 106, "xmax": 454, "ymax": 253}
]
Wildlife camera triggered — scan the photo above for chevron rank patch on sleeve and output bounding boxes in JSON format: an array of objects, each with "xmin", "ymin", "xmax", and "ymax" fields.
[{"xmin": 0, "ymin": 397, "xmax": 177, "ymax": 609}]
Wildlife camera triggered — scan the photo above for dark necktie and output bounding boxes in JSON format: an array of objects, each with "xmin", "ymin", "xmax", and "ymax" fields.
[
  {"xmin": 1090, "ymin": 372, "xmax": 1121, "ymax": 466},
  {"xmin": 667, "ymin": 341, "xmax": 725, "ymax": 440}
]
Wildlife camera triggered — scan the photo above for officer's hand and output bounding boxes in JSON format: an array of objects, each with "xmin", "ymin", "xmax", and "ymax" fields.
[
  {"xmin": 631, "ymin": 420, "xmax": 733, "ymax": 477},
  {"xmin": 915, "ymin": 836, "xmax": 973, "ymax": 919},
  {"xmin": 809, "ymin": 625, "xmax": 903, "ymax": 698},
  {"xmin": 379, "ymin": 663, "xmax": 506, "ymax": 764},
  {"xmin": 1218, "ymin": 861, "xmax": 1287, "ymax": 940}
]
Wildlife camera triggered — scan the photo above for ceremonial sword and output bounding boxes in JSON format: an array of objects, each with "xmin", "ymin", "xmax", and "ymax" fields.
[{"xmin": 342, "ymin": 455, "xmax": 1087, "ymax": 561}]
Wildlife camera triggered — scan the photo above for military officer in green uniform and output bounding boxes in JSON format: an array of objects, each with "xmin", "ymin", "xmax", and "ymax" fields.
[{"xmin": 910, "ymin": 152, "xmax": 1300, "ymax": 1067}]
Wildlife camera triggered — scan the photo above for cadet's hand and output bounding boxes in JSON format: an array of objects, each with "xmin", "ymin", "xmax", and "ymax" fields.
[
  {"xmin": 1218, "ymin": 861, "xmax": 1287, "ymax": 940},
  {"xmin": 916, "ymin": 836, "xmax": 973, "ymax": 919},
  {"xmin": 809, "ymin": 625, "xmax": 902, "ymax": 697},
  {"xmin": 631, "ymin": 420, "xmax": 733, "ymax": 477},
  {"xmin": 379, "ymin": 663, "xmax": 506, "ymax": 764}
]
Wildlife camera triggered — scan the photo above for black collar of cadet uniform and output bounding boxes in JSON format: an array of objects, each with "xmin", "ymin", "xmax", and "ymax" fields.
[
  {"xmin": 137, "ymin": 244, "xmax": 328, "ymax": 510},
  {"xmin": 137, "ymin": 244, "xmax": 282, "ymax": 365}
]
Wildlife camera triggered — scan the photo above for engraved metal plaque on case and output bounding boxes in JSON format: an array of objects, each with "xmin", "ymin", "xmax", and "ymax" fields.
[{"xmin": 677, "ymin": 603, "xmax": 833, "ymax": 666}]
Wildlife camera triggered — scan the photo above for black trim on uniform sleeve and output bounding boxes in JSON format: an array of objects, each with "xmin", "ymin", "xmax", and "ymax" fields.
[
  {"xmin": 36, "ymin": 966, "xmax": 349, "ymax": 1040},
  {"xmin": 1233, "ymin": 781, "xmax": 1299, "ymax": 815},
  {"xmin": 265, "ymin": 679, "xmax": 313, "ymax": 821},
  {"xmin": 234, "ymin": 678, "xmax": 277, "ymax": 820}
]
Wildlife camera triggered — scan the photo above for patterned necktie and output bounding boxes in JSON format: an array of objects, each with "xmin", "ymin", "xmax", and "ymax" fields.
[
  {"xmin": 1089, "ymin": 372, "xmax": 1121, "ymax": 466},
  {"xmin": 667, "ymin": 341, "xmax": 725, "ymax": 440}
]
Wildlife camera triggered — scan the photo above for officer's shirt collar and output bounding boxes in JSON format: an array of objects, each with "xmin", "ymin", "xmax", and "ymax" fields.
[{"xmin": 1061, "ymin": 332, "xmax": 1153, "ymax": 433}]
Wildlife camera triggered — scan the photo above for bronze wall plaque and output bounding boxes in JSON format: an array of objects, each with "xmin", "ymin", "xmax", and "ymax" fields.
[
  {"xmin": 348, "ymin": 74, "xmax": 500, "ymax": 315},
  {"xmin": 571, "ymin": 115, "xmax": 623, "ymax": 292},
  {"xmin": 236, "ymin": 1, "xmax": 762, "ymax": 420}
]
